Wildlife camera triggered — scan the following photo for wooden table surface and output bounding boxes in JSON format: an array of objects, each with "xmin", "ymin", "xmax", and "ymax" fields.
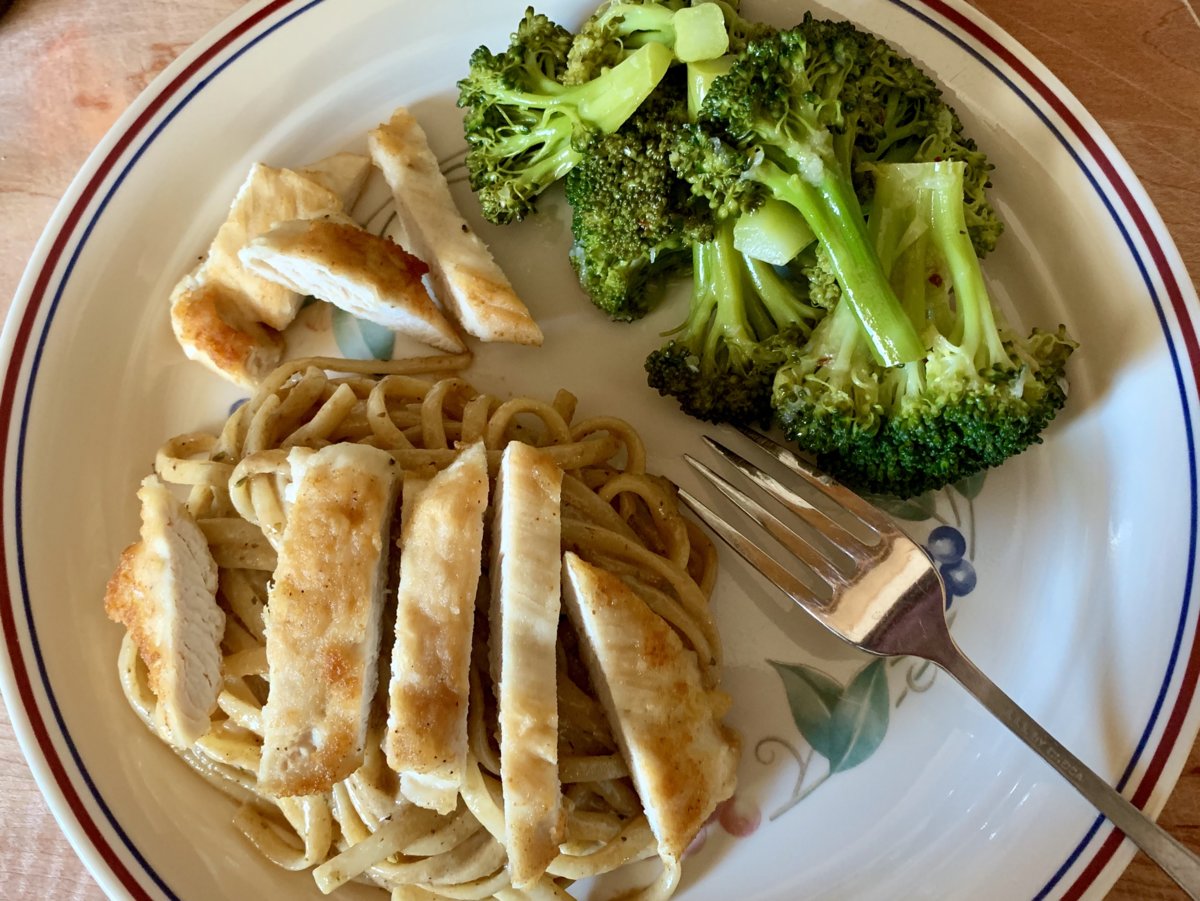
[{"xmin": 1, "ymin": 0, "xmax": 1198, "ymax": 898}]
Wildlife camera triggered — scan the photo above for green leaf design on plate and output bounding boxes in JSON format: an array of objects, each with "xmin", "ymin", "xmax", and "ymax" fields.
[
  {"xmin": 331, "ymin": 308, "xmax": 394, "ymax": 361},
  {"xmin": 768, "ymin": 660, "xmax": 844, "ymax": 762},
  {"xmin": 952, "ymin": 471, "xmax": 986, "ymax": 500},
  {"xmin": 769, "ymin": 659, "xmax": 890, "ymax": 774},
  {"xmin": 825, "ymin": 659, "xmax": 889, "ymax": 773},
  {"xmin": 867, "ymin": 490, "xmax": 938, "ymax": 522}
]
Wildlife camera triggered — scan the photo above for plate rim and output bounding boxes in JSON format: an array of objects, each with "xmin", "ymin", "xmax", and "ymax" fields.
[{"xmin": 2, "ymin": 0, "xmax": 1198, "ymax": 899}]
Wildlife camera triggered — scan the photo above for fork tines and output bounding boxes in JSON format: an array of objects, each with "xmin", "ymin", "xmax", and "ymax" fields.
[{"xmin": 678, "ymin": 428, "xmax": 897, "ymax": 622}]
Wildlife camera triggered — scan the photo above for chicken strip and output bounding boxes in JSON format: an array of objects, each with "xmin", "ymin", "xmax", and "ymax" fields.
[
  {"xmin": 240, "ymin": 216, "xmax": 466, "ymax": 354},
  {"xmin": 104, "ymin": 475, "xmax": 224, "ymax": 749},
  {"xmin": 169, "ymin": 275, "xmax": 284, "ymax": 389},
  {"xmin": 258, "ymin": 443, "xmax": 400, "ymax": 797},
  {"xmin": 488, "ymin": 441, "xmax": 564, "ymax": 887},
  {"xmin": 386, "ymin": 442, "xmax": 489, "ymax": 813},
  {"xmin": 368, "ymin": 108, "xmax": 543, "ymax": 346},
  {"xmin": 298, "ymin": 152, "xmax": 372, "ymax": 211},
  {"xmin": 561, "ymin": 553, "xmax": 739, "ymax": 866}
]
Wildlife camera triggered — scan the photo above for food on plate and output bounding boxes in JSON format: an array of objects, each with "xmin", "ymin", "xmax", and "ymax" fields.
[
  {"xmin": 184, "ymin": 162, "xmax": 362, "ymax": 329},
  {"xmin": 369, "ymin": 108, "xmax": 543, "ymax": 346},
  {"xmin": 385, "ymin": 441, "xmax": 489, "ymax": 815},
  {"xmin": 105, "ymin": 474, "xmax": 225, "ymax": 750},
  {"xmin": 168, "ymin": 275, "xmax": 287, "ymax": 388},
  {"xmin": 296, "ymin": 152, "xmax": 374, "ymax": 210},
  {"xmin": 460, "ymin": 1, "xmax": 1078, "ymax": 499},
  {"xmin": 457, "ymin": 9, "xmax": 672, "ymax": 225},
  {"xmin": 239, "ymin": 215, "xmax": 467, "ymax": 353},
  {"xmin": 562, "ymin": 553, "xmax": 738, "ymax": 877},
  {"xmin": 488, "ymin": 440, "xmax": 566, "ymax": 887},
  {"xmin": 170, "ymin": 158, "xmax": 369, "ymax": 386},
  {"xmin": 170, "ymin": 105, "xmax": 552, "ymax": 389},
  {"xmin": 770, "ymin": 162, "xmax": 1076, "ymax": 498},
  {"xmin": 109, "ymin": 355, "xmax": 735, "ymax": 899},
  {"xmin": 563, "ymin": 74, "xmax": 711, "ymax": 321},
  {"xmin": 257, "ymin": 442, "xmax": 401, "ymax": 798}
]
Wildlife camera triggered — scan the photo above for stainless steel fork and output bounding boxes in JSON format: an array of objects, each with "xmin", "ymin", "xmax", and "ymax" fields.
[{"xmin": 679, "ymin": 426, "xmax": 1200, "ymax": 899}]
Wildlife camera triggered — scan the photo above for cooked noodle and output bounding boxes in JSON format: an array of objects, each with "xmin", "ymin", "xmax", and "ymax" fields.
[{"xmin": 116, "ymin": 354, "xmax": 721, "ymax": 899}]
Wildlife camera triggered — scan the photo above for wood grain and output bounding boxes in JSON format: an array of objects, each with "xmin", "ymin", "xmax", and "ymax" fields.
[{"xmin": 0, "ymin": 0, "xmax": 1197, "ymax": 898}]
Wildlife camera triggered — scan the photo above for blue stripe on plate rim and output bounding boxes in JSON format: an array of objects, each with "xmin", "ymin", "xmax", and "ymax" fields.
[{"xmin": 1, "ymin": 1, "xmax": 1196, "ymax": 899}]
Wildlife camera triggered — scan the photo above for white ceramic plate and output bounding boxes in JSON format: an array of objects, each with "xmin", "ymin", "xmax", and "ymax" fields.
[{"xmin": 4, "ymin": 1, "xmax": 1199, "ymax": 898}]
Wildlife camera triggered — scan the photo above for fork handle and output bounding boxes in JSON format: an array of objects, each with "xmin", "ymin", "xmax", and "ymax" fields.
[{"xmin": 932, "ymin": 644, "xmax": 1200, "ymax": 899}]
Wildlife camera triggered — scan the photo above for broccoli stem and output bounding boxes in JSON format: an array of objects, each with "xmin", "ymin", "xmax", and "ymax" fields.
[
  {"xmin": 875, "ymin": 162, "xmax": 1008, "ymax": 368},
  {"xmin": 701, "ymin": 223, "xmax": 754, "ymax": 366},
  {"xmin": 750, "ymin": 158, "xmax": 926, "ymax": 366},
  {"xmin": 927, "ymin": 166, "xmax": 1007, "ymax": 367},
  {"xmin": 687, "ymin": 56, "xmax": 734, "ymax": 116},
  {"xmin": 744, "ymin": 256, "xmax": 821, "ymax": 332},
  {"xmin": 572, "ymin": 41, "xmax": 674, "ymax": 130},
  {"xmin": 597, "ymin": 2, "xmax": 677, "ymax": 45},
  {"xmin": 481, "ymin": 41, "xmax": 672, "ymax": 133}
]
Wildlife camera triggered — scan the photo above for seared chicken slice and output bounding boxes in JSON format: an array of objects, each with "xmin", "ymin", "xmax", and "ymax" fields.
[
  {"xmin": 169, "ymin": 274, "xmax": 284, "ymax": 389},
  {"xmin": 386, "ymin": 442, "xmax": 489, "ymax": 813},
  {"xmin": 104, "ymin": 475, "xmax": 224, "ymax": 749},
  {"xmin": 561, "ymin": 553, "xmax": 739, "ymax": 866},
  {"xmin": 240, "ymin": 216, "xmax": 466, "ymax": 354},
  {"xmin": 203, "ymin": 163, "xmax": 346, "ymax": 330},
  {"xmin": 258, "ymin": 444, "xmax": 400, "ymax": 797},
  {"xmin": 297, "ymin": 152, "xmax": 372, "ymax": 211},
  {"xmin": 368, "ymin": 108, "xmax": 543, "ymax": 346},
  {"xmin": 489, "ymin": 442, "xmax": 564, "ymax": 887}
]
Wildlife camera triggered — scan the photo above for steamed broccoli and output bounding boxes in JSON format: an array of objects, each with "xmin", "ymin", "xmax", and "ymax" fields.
[
  {"xmin": 457, "ymin": 8, "xmax": 673, "ymax": 225},
  {"xmin": 675, "ymin": 19, "xmax": 928, "ymax": 366},
  {"xmin": 645, "ymin": 218, "xmax": 821, "ymax": 424},
  {"xmin": 772, "ymin": 161, "xmax": 1076, "ymax": 497},
  {"xmin": 831, "ymin": 18, "xmax": 1002, "ymax": 255},
  {"xmin": 564, "ymin": 74, "xmax": 712, "ymax": 319}
]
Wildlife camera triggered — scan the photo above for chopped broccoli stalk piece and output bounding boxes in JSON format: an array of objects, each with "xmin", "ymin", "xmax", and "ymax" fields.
[
  {"xmin": 733, "ymin": 197, "xmax": 815, "ymax": 265},
  {"xmin": 672, "ymin": 4, "xmax": 730, "ymax": 62},
  {"xmin": 566, "ymin": 0, "xmax": 760, "ymax": 84},
  {"xmin": 646, "ymin": 219, "xmax": 821, "ymax": 424},
  {"xmin": 564, "ymin": 74, "xmax": 712, "ymax": 319},
  {"xmin": 687, "ymin": 54, "xmax": 735, "ymax": 114},
  {"xmin": 458, "ymin": 11, "xmax": 673, "ymax": 225},
  {"xmin": 773, "ymin": 160, "xmax": 1076, "ymax": 497}
]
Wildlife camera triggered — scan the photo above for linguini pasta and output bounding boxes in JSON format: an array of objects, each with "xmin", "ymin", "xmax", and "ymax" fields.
[{"xmin": 115, "ymin": 353, "xmax": 725, "ymax": 900}]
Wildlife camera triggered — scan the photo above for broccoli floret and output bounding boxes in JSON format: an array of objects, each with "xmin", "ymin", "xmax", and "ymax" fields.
[
  {"xmin": 772, "ymin": 160, "xmax": 1076, "ymax": 497},
  {"xmin": 458, "ymin": 8, "xmax": 673, "ymax": 225},
  {"xmin": 645, "ymin": 219, "xmax": 821, "ymax": 424},
  {"xmin": 834, "ymin": 22, "xmax": 1002, "ymax": 255},
  {"xmin": 564, "ymin": 75, "xmax": 712, "ymax": 319},
  {"xmin": 684, "ymin": 20, "xmax": 928, "ymax": 367},
  {"xmin": 565, "ymin": 0, "xmax": 686, "ymax": 83}
]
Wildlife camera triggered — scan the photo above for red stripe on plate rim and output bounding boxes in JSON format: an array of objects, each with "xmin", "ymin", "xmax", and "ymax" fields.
[
  {"xmin": 0, "ymin": 2, "xmax": 296, "ymax": 898},
  {"xmin": 921, "ymin": 1, "xmax": 1200, "ymax": 896}
]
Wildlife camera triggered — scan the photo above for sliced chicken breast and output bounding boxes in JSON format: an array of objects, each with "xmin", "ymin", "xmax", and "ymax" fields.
[
  {"xmin": 386, "ymin": 442, "xmax": 489, "ymax": 813},
  {"xmin": 560, "ymin": 553, "xmax": 739, "ymax": 866},
  {"xmin": 203, "ymin": 163, "xmax": 346, "ymax": 330},
  {"xmin": 258, "ymin": 443, "xmax": 400, "ymax": 797},
  {"xmin": 488, "ymin": 441, "xmax": 564, "ymax": 887},
  {"xmin": 297, "ymin": 152, "xmax": 372, "ymax": 211},
  {"xmin": 368, "ymin": 108, "xmax": 543, "ymax": 347},
  {"xmin": 169, "ymin": 274, "xmax": 284, "ymax": 389},
  {"xmin": 104, "ymin": 475, "xmax": 224, "ymax": 750},
  {"xmin": 240, "ymin": 216, "xmax": 466, "ymax": 354}
]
